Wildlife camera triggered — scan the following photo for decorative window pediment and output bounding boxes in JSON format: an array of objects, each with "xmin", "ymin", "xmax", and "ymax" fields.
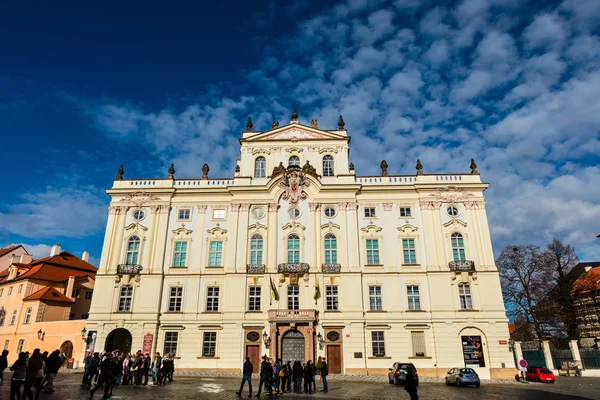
[
  {"xmin": 125, "ymin": 223, "xmax": 148, "ymax": 233},
  {"xmin": 282, "ymin": 221, "xmax": 306, "ymax": 232},
  {"xmin": 248, "ymin": 223, "xmax": 267, "ymax": 232},
  {"xmin": 172, "ymin": 225, "xmax": 193, "ymax": 238},
  {"xmin": 285, "ymin": 147, "xmax": 305, "ymax": 153},
  {"xmin": 206, "ymin": 225, "xmax": 228, "ymax": 236},
  {"xmin": 250, "ymin": 148, "xmax": 271, "ymax": 155},
  {"xmin": 318, "ymin": 147, "xmax": 338, "ymax": 154},
  {"xmin": 397, "ymin": 224, "xmax": 418, "ymax": 234},
  {"xmin": 443, "ymin": 219, "xmax": 467, "ymax": 228},
  {"xmin": 321, "ymin": 221, "xmax": 341, "ymax": 231},
  {"xmin": 361, "ymin": 224, "xmax": 382, "ymax": 234}
]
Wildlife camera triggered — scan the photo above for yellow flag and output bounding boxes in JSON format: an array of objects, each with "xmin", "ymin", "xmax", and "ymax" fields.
[
  {"xmin": 270, "ymin": 277, "xmax": 279, "ymax": 301},
  {"xmin": 313, "ymin": 279, "xmax": 320, "ymax": 300}
]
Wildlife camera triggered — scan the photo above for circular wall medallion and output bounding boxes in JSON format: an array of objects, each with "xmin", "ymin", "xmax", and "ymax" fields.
[
  {"xmin": 324, "ymin": 207, "xmax": 336, "ymax": 218},
  {"xmin": 447, "ymin": 206, "xmax": 459, "ymax": 217},
  {"xmin": 132, "ymin": 209, "xmax": 145, "ymax": 221},
  {"xmin": 246, "ymin": 332, "xmax": 260, "ymax": 342},
  {"xmin": 288, "ymin": 207, "xmax": 301, "ymax": 219},
  {"xmin": 326, "ymin": 331, "xmax": 340, "ymax": 342},
  {"xmin": 251, "ymin": 207, "xmax": 265, "ymax": 220}
]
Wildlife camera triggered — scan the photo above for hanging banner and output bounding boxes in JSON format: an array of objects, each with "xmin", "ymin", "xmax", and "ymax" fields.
[
  {"xmin": 461, "ymin": 336, "xmax": 486, "ymax": 367},
  {"xmin": 85, "ymin": 331, "xmax": 97, "ymax": 354},
  {"xmin": 142, "ymin": 333, "xmax": 154, "ymax": 355}
]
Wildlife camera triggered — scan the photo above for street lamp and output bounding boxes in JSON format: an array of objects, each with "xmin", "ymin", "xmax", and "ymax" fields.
[
  {"xmin": 81, "ymin": 328, "xmax": 87, "ymax": 340},
  {"xmin": 37, "ymin": 329, "xmax": 45, "ymax": 340},
  {"xmin": 317, "ymin": 332, "xmax": 324, "ymax": 350},
  {"xmin": 263, "ymin": 332, "xmax": 271, "ymax": 347}
]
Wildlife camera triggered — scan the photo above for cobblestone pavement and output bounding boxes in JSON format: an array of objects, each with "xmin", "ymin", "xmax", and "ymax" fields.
[{"xmin": 2, "ymin": 373, "xmax": 599, "ymax": 400}]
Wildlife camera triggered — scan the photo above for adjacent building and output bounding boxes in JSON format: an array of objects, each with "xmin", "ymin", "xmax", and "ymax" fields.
[
  {"xmin": 87, "ymin": 112, "xmax": 514, "ymax": 378},
  {"xmin": 571, "ymin": 262, "xmax": 600, "ymax": 345}
]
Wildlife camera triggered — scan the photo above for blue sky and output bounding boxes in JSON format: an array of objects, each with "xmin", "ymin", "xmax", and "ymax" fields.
[{"xmin": 1, "ymin": 0, "xmax": 599, "ymax": 265}]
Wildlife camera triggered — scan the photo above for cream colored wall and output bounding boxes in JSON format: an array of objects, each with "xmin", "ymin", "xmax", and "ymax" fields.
[{"xmin": 0, "ymin": 247, "xmax": 28, "ymax": 271}]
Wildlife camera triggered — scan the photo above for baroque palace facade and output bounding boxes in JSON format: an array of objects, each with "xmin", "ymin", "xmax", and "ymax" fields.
[{"xmin": 87, "ymin": 111, "xmax": 514, "ymax": 379}]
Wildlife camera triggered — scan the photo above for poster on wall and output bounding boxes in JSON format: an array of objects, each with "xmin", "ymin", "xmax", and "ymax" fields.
[
  {"xmin": 85, "ymin": 331, "xmax": 97, "ymax": 354},
  {"xmin": 142, "ymin": 333, "xmax": 154, "ymax": 355},
  {"xmin": 461, "ymin": 336, "xmax": 486, "ymax": 367}
]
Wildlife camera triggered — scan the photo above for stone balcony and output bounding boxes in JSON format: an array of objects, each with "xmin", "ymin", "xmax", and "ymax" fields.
[
  {"xmin": 277, "ymin": 263, "xmax": 310, "ymax": 274},
  {"xmin": 117, "ymin": 264, "xmax": 142, "ymax": 274},
  {"xmin": 246, "ymin": 264, "xmax": 265, "ymax": 274},
  {"xmin": 448, "ymin": 260, "xmax": 475, "ymax": 272},
  {"xmin": 268, "ymin": 309, "xmax": 318, "ymax": 323},
  {"xmin": 322, "ymin": 263, "xmax": 341, "ymax": 273}
]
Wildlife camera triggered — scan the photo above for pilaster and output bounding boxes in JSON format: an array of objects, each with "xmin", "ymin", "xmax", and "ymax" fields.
[
  {"xmin": 107, "ymin": 207, "xmax": 128, "ymax": 274},
  {"xmin": 337, "ymin": 202, "xmax": 349, "ymax": 269},
  {"xmin": 382, "ymin": 203, "xmax": 395, "ymax": 270},
  {"xmin": 345, "ymin": 202, "xmax": 359, "ymax": 270},
  {"xmin": 235, "ymin": 204, "xmax": 251, "ymax": 273},
  {"xmin": 150, "ymin": 205, "xmax": 171, "ymax": 274},
  {"xmin": 267, "ymin": 203, "xmax": 278, "ymax": 273},
  {"xmin": 309, "ymin": 202, "xmax": 319, "ymax": 271},
  {"xmin": 226, "ymin": 204, "xmax": 241, "ymax": 273},
  {"xmin": 191, "ymin": 206, "xmax": 208, "ymax": 273}
]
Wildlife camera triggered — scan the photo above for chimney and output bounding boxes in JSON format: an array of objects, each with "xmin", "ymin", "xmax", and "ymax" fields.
[
  {"xmin": 19, "ymin": 254, "xmax": 33, "ymax": 264},
  {"xmin": 82, "ymin": 251, "xmax": 89, "ymax": 263},
  {"xmin": 66, "ymin": 276, "xmax": 76, "ymax": 299},
  {"xmin": 50, "ymin": 243, "xmax": 61, "ymax": 257}
]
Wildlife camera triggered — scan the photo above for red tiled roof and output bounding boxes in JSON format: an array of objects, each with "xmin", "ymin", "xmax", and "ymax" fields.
[
  {"xmin": 22, "ymin": 287, "xmax": 74, "ymax": 303},
  {"xmin": 0, "ymin": 251, "xmax": 97, "ymax": 285},
  {"xmin": 573, "ymin": 266, "xmax": 600, "ymax": 294}
]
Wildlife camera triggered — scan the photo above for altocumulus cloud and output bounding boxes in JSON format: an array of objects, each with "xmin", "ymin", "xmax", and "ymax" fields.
[{"xmin": 88, "ymin": 0, "xmax": 600, "ymax": 259}]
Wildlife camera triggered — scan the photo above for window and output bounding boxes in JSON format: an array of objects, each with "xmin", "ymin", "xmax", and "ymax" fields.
[
  {"xmin": 202, "ymin": 332, "xmax": 217, "ymax": 357},
  {"xmin": 18, "ymin": 284, "xmax": 22, "ymax": 294},
  {"xmin": 287, "ymin": 234, "xmax": 300, "ymax": 264},
  {"xmin": 369, "ymin": 285, "xmax": 383, "ymax": 311},
  {"xmin": 212, "ymin": 209, "xmax": 226, "ymax": 219},
  {"xmin": 17, "ymin": 339, "xmax": 24, "ymax": 354},
  {"xmin": 206, "ymin": 287, "xmax": 220, "ymax": 312},
  {"xmin": 402, "ymin": 239, "xmax": 417, "ymax": 264},
  {"xmin": 69, "ymin": 312, "xmax": 75, "ymax": 320},
  {"xmin": 288, "ymin": 156, "xmax": 300, "ymax": 166},
  {"xmin": 0, "ymin": 311, "xmax": 5, "ymax": 326},
  {"xmin": 399, "ymin": 207, "xmax": 412, "ymax": 217},
  {"xmin": 126, "ymin": 236, "xmax": 140, "ymax": 265},
  {"xmin": 3, "ymin": 340, "xmax": 8, "ymax": 350},
  {"xmin": 322, "ymin": 155, "xmax": 334, "ymax": 176},
  {"xmin": 366, "ymin": 239, "xmax": 380, "ymax": 265},
  {"xmin": 208, "ymin": 241, "xmax": 223, "ymax": 266},
  {"xmin": 178, "ymin": 208, "xmax": 191, "ymax": 221},
  {"xmin": 10, "ymin": 310, "xmax": 17, "ymax": 325},
  {"xmin": 82, "ymin": 314, "xmax": 89, "ymax": 319},
  {"xmin": 172, "ymin": 241, "xmax": 188, "ymax": 267},
  {"xmin": 23, "ymin": 308, "xmax": 32, "ymax": 324},
  {"xmin": 288, "ymin": 207, "xmax": 301, "ymax": 219},
  {"xmin": 72, "ymin": 289, "xmax": 80, "ymax": 298},
  {"xmin": 250, "ymin": 235, "xmax": 264, "ymax": 264},
  {"xmin": 163, "ymin": 332, "xmax": 178, "ymax": 356},
  {"xmin": 447, "ymin": 206, "xmax": 459, "ymax": 216},
  {"xmin": 248, "ymin": 286, "xmax": 261, "ymax": 311},
  {"xmin": 325, "ymin": 285, "xmax": 338, "ymax": 311},
  {"xmin": 411, "ymin": 331, "xmax": 426, "ymax": 356},
  {"xmin": 85, "ymin": 291, "xmax": 93, "ymax": 300},
  {"xmin": 287, "ymin": 286, "xmax": 299, "ymax": 310},
  {"xmin": 458, "ymin": 283, "xmax": 473, "ymax": 310},
  {"xmin": 324, "ymin": 234, "xmax": 337, "ymax": 264},
  {"xmin": 169, "ymin": 287, "xmax": 183, "ymax": 312},
  {"xmin": 364, "ymin": 207, "xmax": 376, "ymax": 218},
  {"xmin": 8, "ymin": 287, "xmax": 12, "ymax": 295},
  {"xmin": 451, "ymin": 232, "xmax": 466, "ymax": 261},
  {"xmin": 118, "ymin": 286, "xmax": 133, "ymax": 312},
  {"xmin": 251, "ymin": 207, "xmax": 265, "ymax": 219},
  {"xmin": 407, "ymin": 285, "xmax": 421, "ymax": 310},
  {"xmin": 133, "ymin": 209, "xmax": 145, "ymax": 221},
  {"xmin": 371, "ymin": 331, "xmax": 385, "ymax": 356},
  {"xmin": 254, "ymin": 156, "xmax": 266, "ymax": 178},
  {"xmin": 324, "ymin": 207, "xmax": 336, "ymax": 218}
]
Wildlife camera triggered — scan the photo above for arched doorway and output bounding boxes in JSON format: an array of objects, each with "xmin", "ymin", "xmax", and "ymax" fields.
[
  {"xmin": 60, "ymin": 341, "xmax": 73, "ymax": 367},
  {"xmin": 105, "ymin": 328, "xmax": 132, "ymax": 354},
  {"xmin": 281, "ymin": 330, "xmax": 305, "ymax": 364}
]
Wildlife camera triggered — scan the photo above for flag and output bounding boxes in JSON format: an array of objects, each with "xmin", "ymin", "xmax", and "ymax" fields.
[
  {"xmin": 313, "ymin": 278, "xmax": 320, "ymax": 300},
  {"xmin": 270, "ymin": 277, "xmax": 279, "ymax": 301}
]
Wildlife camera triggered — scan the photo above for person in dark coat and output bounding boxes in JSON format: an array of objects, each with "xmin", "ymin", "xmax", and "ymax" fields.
[
  {"xmin": 284, "ymin": 361, "xmax": 292, "ymax": 393},
  {"xmin": 142, "ymin": 353, "xmax": 151, "ymax": 385},
  {"xmin": 107, "ymin": 355, "xmax": 121, "ymax": 397},
  {"xmin": 303, "ymin": 360, "xmax": 314, "ymax": 394},
  {"xmin": 90, "ymin": 352, "xmax": 113, "ymax": 398},
  {"xmin": 85, "ymin": 353, "xmax": 100, "ymax": 387},
  {"xmin": 320, "ymin": 358, "xmax": 329, "ymax": 393},
  {"xmin": 24, "ymin": 349, "xmax": 44, "ymax": 400},
  {"xmin": 0, "ymin": 350, "xmax": 8, "ymax": 385},
  {"xmin": 236, "ymin": 357, "xmax": 253, "ymax": 397},
  {"xmin": 43, "ymin": 350, "xmax": 61, "ymax": 392},
  {"xmin": 292, "ymin": 361, "xmax": 303, "ymax": 393},
  {"xmin": 404, "ymin": 365, "xmax": 419, "ymax": 400},
  {"xmin": 255, "ymin": 355, "xmax": 272, "ymax": 398}
]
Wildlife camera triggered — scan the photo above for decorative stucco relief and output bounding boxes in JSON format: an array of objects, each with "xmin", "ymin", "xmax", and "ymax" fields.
[{"xmin": 119, "ymin": 192, "xmax": 160, "ymax": 207}]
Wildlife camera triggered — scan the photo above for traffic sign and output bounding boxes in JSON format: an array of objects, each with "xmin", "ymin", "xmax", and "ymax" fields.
[{"xmin": 519, "ymin": 359, "xmax": 528, "ymax": 368}]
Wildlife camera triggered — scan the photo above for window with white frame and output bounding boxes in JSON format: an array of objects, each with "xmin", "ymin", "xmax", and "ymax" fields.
[
  {"xmin": 206, "ymin": 287, "xmax": 220, "ymax": 312},
  {"xmin": 371, "ymin": 331, "xmax": 385, "ymax": 356},
  {"xmin": 287, "ymin": 285, "xmax": 299, "ymax": 310},
  {"xmin": 0, "ymin": 311, "xmax": 5, "ymax": 326},
  {"xmin": 364, "ymin": 207, "xmax": 376, "ymax": 218},
  {"xmin": 402, "ymin": 239, "xmax": 417, "ymax": 264},
  {"xmin": 18, "ymin": 284, "xmax": 22, "ymax": 293},
  {"xmin": 369, "ymin": 285, "xmax": 383, "ymax": 310},
  {"xmin": 178, "ymin": 208, "xmax": 191, "ymax": 221},
  {"xmin": 17, "ymin": 339, "xmax": 24, "ymax": 353},
  {"xmin": 288, "ymin": 156, "xmax": 300, "ymax": 166},
  {"xmin": 451, "ymin": 232, "xmax": 466, "ymax": 261},
  {"xmin": 23, "ymin": 308, "xmax": 32, "ymax": 324},
  {"xmin": 72, "ymin": 289, "xmax": 80, "ymax": 298},
  {"xmin": 287, "ymin": 234, "xmax": 300, "ymax": 264},
  {"xmin": 118, "ymin": 286, "xmax": 133, "ymax": 312},
  {"xmin": 411, "ymin": 331, "xmax": 426, "ymax": 356},
  {"xmin": 172, "ymin": 241, "xmax": 188, "ymax": 267},
  {"xmin": 325, "ymin": 285, "xmax": 338, "ymax": 311},
  {"xmin": 322, "ymin": 155, "xmax": 334, "ymax": 176},
  {"xmin": 212, "ymin": 209, "xmax": 226, "ymax": 219},
  {"xmin": 407, "ymin": 285, "xmax": 421, "ymax": 310},
  {"xmin": 10, "ymin": 310, "xmax": 17, "ymax": 325},
  {"xmin": 85, "ymin": 291, "xmax": 93, "ymax": 300},
  {"xmin": 324, "ymin": 234, "xmax": 337, "ymax": 264},
  {"xmin": 248, "ymin": 286, "xmax": 261, "ymax": 311},
  {"xmin": 126, "ymin": 236, "xmax": 140, "ymax": 265},
  {"xmin": 163, "ymin": 332, "xmax": 178, "ymax": 355},
  {"xmin": 458, "ymin": 283, "xmax": 473, "ymax": 309},
  {"xmin": 168, "ymin": 287, "xmax": 183, "ymax": 312},
  {"xmin": 250, "ymin": 234, "xmax": 264, "ymax": 264},
  {"xmin": 366, "ymin": 239, "xmax": 380, "ymax": 265},
  {"xmin": 254, "ymin": 157, "xmax": 266, "ymax": 178},
  {"xmin": 8, "ymin": 287, "xmax": 12, "ymax": 295},
  {"xmin": 208, "ymin": 241, "xmax": 223, "ymax": 266},
  {"xmin": 202, "ymin": 332, "xmax": 217, "ymax": 357},
  {"xmin": 399, "ymin": 206, "xmax": 412, "ymax": 217}
]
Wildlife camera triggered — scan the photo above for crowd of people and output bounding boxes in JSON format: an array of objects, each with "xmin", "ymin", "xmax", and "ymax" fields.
[
  {"xmin": 82, "ymin": 350, "xmax": 175, "ymax": 398},
  {"xmin": 237, "ymin": 355, "xmax": 329, "ymax": 398},
  {"xmin": 0, "ymin": 348, "xmax": 67, "ymax": 400}
]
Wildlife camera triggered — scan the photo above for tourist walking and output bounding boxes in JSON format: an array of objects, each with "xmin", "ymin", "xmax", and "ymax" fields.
[
  {"xmin": 292, "ymin": 360, "xmax": 303, "ymax": 393},
  {"xmin": 82, "ymin": 353, "xmax": 92, "ymax": 385},
  {"xmin": 152, "ymin": 352, "xmax": 162, "ymax": 385},
  {"xmin": 84, "ymin": 353, "xmax": 100, "ymax": 387},
  {"xmin": 320, "ymin": 358, "xmax": 329, "ymax": 393},
  {"xmin": 44, "ymin": 350, "xmax": 61, "ymax": 392},
  {"xmin": 404, "ymin": 365, "xmax": 419, "ymax": 400},
  {"xmin": 236, "ymin": 356, "xmax": 253, "ymax": 397},
  {"xmin": 255, "ymin": 355, "xmax": 272, "ymax": 398},
  {"xmin": 9, "ymin": 352, "xmax": 28, "ymax": 400},
  {"xmin": 0, "ymin": 350, "xmax": 8, "ymax": 385},
  {"xmin": 90, "ymin": 352, "xmax": 112, "ymax": 398},
  {"xmin": 303, "ymin": 360, "xmax": 314, "ymax": 394},
  {"xmin": 23, "ymin": 349, "xmax": 45, "ymax": 400},
  {"xmin": 285, "ymin": 361, "xmax": 292, "ymax": 393}
]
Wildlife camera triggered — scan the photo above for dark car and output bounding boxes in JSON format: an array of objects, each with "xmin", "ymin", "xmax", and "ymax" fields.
[
  {"xmin": 526, "ymin": 367, "xmax": 555, "ymax": 383},
  {"xmin": 388, "ymin": 362, "xmax": 419, "ymax": 386},
  {"xmin": 445, "ymin": 367, "xmax": 480, "ymax": 387}
]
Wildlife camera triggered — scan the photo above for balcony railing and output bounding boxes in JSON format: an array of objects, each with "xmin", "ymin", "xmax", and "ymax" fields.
[
  {"xmin": 246, "ymin": 264, "xmax": 265, "ymax": 274},
  {"xmin": 277, "ymin": 263, "xmax": 310, "ymax": 274},
  {"xmin": 268, "ymin": 309, "xmax": 318, "ymax": 322},
  {"xmin": 322, "ymin": 263, "xmax": 341, "ymax": 273},
  {"xmin": 117, "ymin": 264, "xmax": 143, "ymax": 274},
  {"xmin": 448, "ymin": 260, "xmax": 475, "ymax": 272}
]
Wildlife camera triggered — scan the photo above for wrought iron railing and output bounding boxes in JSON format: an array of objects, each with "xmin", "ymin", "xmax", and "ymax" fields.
[
  {"xmin": 117, "ymin": 264, "xmax": 143, "ymax": 274},
  {"xmin": 448, "ymin": 260, "xmax": 475, "ymax": 272},
  {"xmin": 246, "ymin": 264, "xmax": 265, "ymax": 274},
  {"xmin": 277, "ymin": 263, "xmax": 310, "ymax": 273},
  {"xmin": 322, "ymin": 264, "xmax": 341, "ymax": 273}
]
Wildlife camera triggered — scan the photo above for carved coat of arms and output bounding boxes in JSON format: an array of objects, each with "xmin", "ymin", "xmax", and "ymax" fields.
[{"xmin": 280, "ymin": 165, "xmax": 309, "ymax": 205}]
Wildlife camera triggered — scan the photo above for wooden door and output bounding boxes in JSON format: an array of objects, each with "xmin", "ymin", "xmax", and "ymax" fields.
[
  {"xmin": 327, "ymin": 345, "xmax": 342, "ymax": 374},
  {"xmin": 246, "ymin": 345, "xmax": 261, "ymax": 373}
]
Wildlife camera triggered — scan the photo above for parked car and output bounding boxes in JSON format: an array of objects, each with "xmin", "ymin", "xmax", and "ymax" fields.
[
  {"xmin": 445, "ymin": 367, "xmax": 480, "ymax": 387},
  {"xmin": 526, "ymin": 367, "xmax": 555, "ymax": 383},
  {"xmin": 388, "ymin": 362, "xmax": 419, "ymax": 386}
]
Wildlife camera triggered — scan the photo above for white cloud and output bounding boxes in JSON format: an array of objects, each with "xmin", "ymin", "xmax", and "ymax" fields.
[{"xmin": 523, "ymin": 13, "xmax": 567, "ymax": 51}]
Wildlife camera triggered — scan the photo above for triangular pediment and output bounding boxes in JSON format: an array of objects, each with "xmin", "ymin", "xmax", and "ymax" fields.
[{"xmin": 242, "ymin": 123, "xmax": 348, "ymax": 142}]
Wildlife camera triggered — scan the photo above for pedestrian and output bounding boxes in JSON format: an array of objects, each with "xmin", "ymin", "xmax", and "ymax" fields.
[
  {"xmin": 320, "ymin": 357, "xmax": 328, "ymax": 393},
  {"xmin": 303, "ymin": 360, "xmax": 314, "ymax": 394},
  {"xmin": 123, "ymin": 353, "xmax": 131, "ymax": 385},
  {"xmin": 9, "ymin": 352, "xmax": 28, "ymax": 400},
  {"xmin": 236, "ymin": 356, "xmax": 253, "ymax": 398},
  {"xmin": 23, "ymin": 349, "xmax": 45, "ymax": 400},
  {"xmin": 82, "ymin": 353, "xmax": 92, "ymax": 385},
  {"xmin": 132, "ymin": 351, "xmax": 142, "ymax": 385},
  {"xmin": 292, "ymin": 360, "xmax": 303, "ymax": 394},
  {"xmin": 43, "ymin": 349, "xmax": 61, "ymax": 392},
  {"xmin": 285, "ymin": 361, "xmax": 292, "ymax": 393},
  {"xmin": 404, "ymin": 365, "xmax": 419, "ymax": 400},
  {"xmin": 0, "ymin": 350, "xmax": 8, "ymax": 385},
  {"xmin": 280, "ymin": 361, "xmax": 288, "ymax": 393},
  {"xmin": 107, "ymin": 355, "xmax": 120, "ymax": 397},
  {"xmin": 85, "ymin": 353, "xmax": 100, "ymax": 387},
  {"xmin": 311, "ymin": 358, "xmax": 318, "ymax": 393},
  {"xmin": 40, "ymin": 351, "xmax": 48, "ymax": 388},
  {"xmin": 142, "ymin": 353, "xmax": 151, "ymax": 385},
  {"xmin": 255, "ymin": 355, "xmax": 272, "ymax": 398},
  {"xmin": 152, "ymin": 352, "xmax": 162, "ymax": 385},
  {"xmin": 90, "ymin": 352, "xmax": 112, "ymax": 398},
  {"xmin": 274, "ymin": 358, "xmax": 282, "ymax": 393}
]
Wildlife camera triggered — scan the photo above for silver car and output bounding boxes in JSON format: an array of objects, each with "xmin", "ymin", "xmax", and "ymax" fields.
[{"xmin": 445, "ymin": 367, "xmax": 480, "ymax": 387}]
